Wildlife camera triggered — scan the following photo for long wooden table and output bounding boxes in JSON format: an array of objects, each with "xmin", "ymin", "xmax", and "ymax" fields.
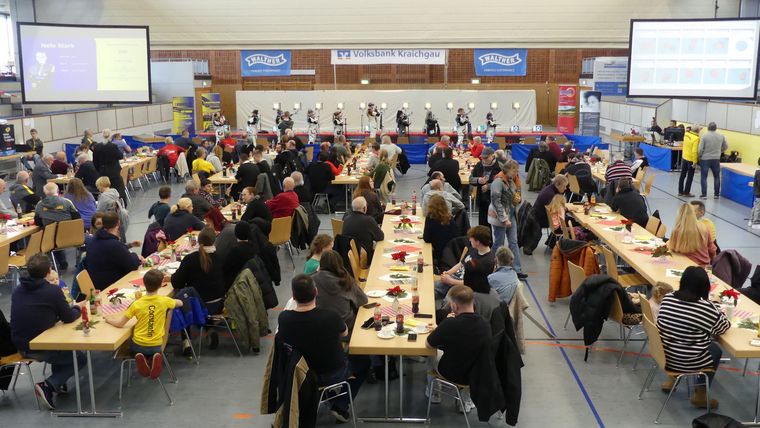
[
  {"xmin": 0, "ymin": 220, "xmax": 39, "ymax": 248},
  {"xmin": 568, "ymin": 203, "xmax": 760, "ymax": 423},
  {"xmin": 348, "ymin": 208, "xmax": 435, "ymax": 422},
  {"xmin": 29, "ymin": 236, "xmax": 191, "ymax": 417}
]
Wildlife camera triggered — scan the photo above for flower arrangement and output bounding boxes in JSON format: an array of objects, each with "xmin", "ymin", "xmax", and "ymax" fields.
[
  {"xmin": 720, "ymin": 289, "xmax": 740, "ymax": 306},
  {"xmin": 620, "ymin": 218, "xmax": 634, "ymax": 232},
  {"xmin": 107, "ymin": 288, "xmax": 127, "ymax": 305},
  {"xmin": 0, "ymin": 213, "xmax": 11, "ymax": 221},
  {"xmin": 651, "ymin": 245, "xmax": 672, "ymax": 258},
  {"xmin": 391, "ymin": 251, "xmax": 408, "ymax": 263},
  {"xmin": 386, "ymin": 286, "xmax": 407, "ymax": 298},
  {"xmin": 395, "ymin": 217, "xmax": 414, "ymax": 231}
]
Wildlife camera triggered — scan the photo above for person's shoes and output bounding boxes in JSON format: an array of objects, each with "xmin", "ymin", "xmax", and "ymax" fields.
[
  {"xmin": 456, "ymin": 396, "xmax": 475, "ymax": 414},
  {"xmin": 700, "ymin": 195, "xmax": 707, "ymax": 200},
  {"xmin": 57, "ymin": 383, "xmax": 68, "ymax": 394},
  {"xmin": 425, "ymin": 385, "xmax": 442, "ymax": 404},
  {"xmin": 749, "ymin": 221, "xmax": 753, "ymax": 227},
  {"xmin": 678, "ymin": 192, "xmax": 685, "ymax": 196},
  {"xmin": 207, "ymin": 331, "xmax": 219, "ymax": 350},
  {"xmin": 182, "ymin": 339, "xmax": 193, "ymax": 357},
  {"xmin": 522, "ymin": 249, "xmax": 533, "ymax": 256},
  {"xmin": 149, "ymin": 353, "xmax": 163, "ymax": 380},
  {"xmin": 517, "ymin": 273, "xmax": 528, "ymax": 280},
  {"xmin": 690, "ymin": 386, "xmax": 718, "ymax": 409},
  {"xmin": 331, "ymin": 407, "xmax": 351, "ymax": 424},
  {"xmin": 488, "ymin": 411, "xmax": 508, "ymax": 427},
  {"xmin": 135, "ymin": 353, "xmax": 150, "ymax": 378},
  {"xmin": 752, "ymin": 224, "xmax": 760, "ymax": 230},
  {"xmin": 660, "ymin": 376, "xmax": 675, "ymax": 393},
  {"xmin": 34, "ymin": 381, "xmax": 55, "ymax": 410},
  {"xmin": 366, "ymin": 367, "xmax": 378, "ymax": 384},
  {"xmin": 683, "ymin": 193, "xmax": 694, "ymax": 197},
  {"xmin": 714, "ymin": 195, "xmax": 720, "ymax": 199}
]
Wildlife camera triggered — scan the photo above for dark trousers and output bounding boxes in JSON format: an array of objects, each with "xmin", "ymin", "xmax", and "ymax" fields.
[
  {"xmin": 23, "ymin": 350, "xmax": 85, "ymax": 390},
  {"xmin": 317, "ymin": 355, "xmax": 370, "ymax": 412},
  {"xmin": 678, "ymin": 159, "xmax": 695, "ymax": 194},
  {"xmin": 706, "ymin": 341, "xmax": 722, "ymax": 383},
  {"xmin": 699, "ymin": 159, "xmax": 721, "ymax": 197},
  {"xmin": 477, "ymin": 196, "xmax": 490, "ymax": 227}
]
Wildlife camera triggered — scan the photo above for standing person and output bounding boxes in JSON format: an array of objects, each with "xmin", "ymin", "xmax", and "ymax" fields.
[
  {"xmin": 366, "ymin": 103, "xmax": 380, "ymax": 138},
  {"xmin": 698, "ymin": 122, "xmax": 728, "ymax": 199},
  {"xmin": 488, "ymin": 160, "xmax": 526, "ymax": 279},
  {"xmin": 10, "ymin": 254, "xmax": 84, "ymax": 410},
  {"xmin": 750, "ymin": 157, "xmax": 760, "ymax": 229},
  {"xmin": 92, "ymin": 133, "xmax": 127, "ymax": 206},
  {"xmin": 111, "ymin": 132, "xmax": 132, "ymax": 155},
  {"xmin": 31, "ymin": 154, "xmax": 55, "ymax": 198},
  {"xmin": 333, "ymin": 110, "xmax": 345, "ymax": 137},
  {"xmin": 678, "ymin": 124, "xmax": 700, "ymax": 197},
  {"xmin": 485, "ymin": 112, "xmax": 497, "ymax": 144},
  {"xmin": 657, "ymin": 266, "xmax": 730, "ymax": 409},
  {"xmin": 246, "ymin": 109, "xmax": 260, "ymax": 135},
  {"xmin": 306, "ymin": 109, "xmax": 319, "ymax": 145},
  {"xmin": 469, "ymin": 147, "xmax": 500, "ymax": 227},
  {"xmin": 228, "ymin": 151, "xmax": 259, "ymax": 200},
  {"xmin": 429, "ymin": 147, "xmax": 462, "ymax": 192},
  {"xmin": 396, "ymin": 109, "xmax": 410, "ymax": 136},
  {"xmin": 277, "ymin": 111, "xmax": 294, "ymax": 136},
  {"xmin": 455, "ymin": 108, "xmax": 470, "ymax": 147}
]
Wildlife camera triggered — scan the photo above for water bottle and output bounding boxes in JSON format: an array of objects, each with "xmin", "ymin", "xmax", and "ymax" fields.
[{"xmin": 15, "ymin": 203, "xmax": 22, "ymax": 219}]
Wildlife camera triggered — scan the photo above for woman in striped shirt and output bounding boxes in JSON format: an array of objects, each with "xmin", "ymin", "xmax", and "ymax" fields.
[{"xmin": 657, "ymin": 266, "xmax": 730, "ymax": 409}]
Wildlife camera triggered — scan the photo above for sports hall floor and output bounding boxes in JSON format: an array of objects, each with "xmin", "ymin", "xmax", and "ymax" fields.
[{"xmin": 2, "ymin": 151, "xmax": 760, "ymax": 427}]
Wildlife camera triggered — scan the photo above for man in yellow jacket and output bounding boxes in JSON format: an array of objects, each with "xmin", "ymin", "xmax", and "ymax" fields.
[{"xmin": 678, "ymin": 125, "xmax": 701, "ymax": 196}]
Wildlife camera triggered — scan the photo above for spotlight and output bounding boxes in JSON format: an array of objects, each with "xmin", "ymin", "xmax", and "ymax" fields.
[
  {"xmin": 424, "ymin": 103, "xmax": 431, "ymax": 110},
  {"xmin": 360, "ymin": 79, "xmax": 370, "ymax": 85},
  {"xmin": 402, "ymin": 102, "xmax": 409, "ymax": 109},
  {"xmin": 471, "ymin": 78, "xmax": 480, "ymax": 84},
  {"xmin": 512, "ymin": 102, "xmax": 521, "ymax": 110},
  {"xmin": 337, "ymin": 103, "xmax": 344, "ymax": 110},
  {"xmin": 380, "ymin": 102, "xmax": 387, "ymax": 110},
  {"xmin": 359, "ymin": 102, "xmax": 366, "ymax": 110},
  {"xmin": 315, "ymin": 103, "xmax": 322, "ymax": 110},
  {"xmin": 446, "ymin": 102, "xmax": 453, "ymax": 110},
  {"xmin": 468, "ymin": 102, "xmax": 475, "ymax": 110},
  {"xmin": 273, "ymin": 102, "xmax": 280, "ymax": 110},
  {"xmin": 490, "ymin": 102, "xmax": 498, "ymax": 110}
]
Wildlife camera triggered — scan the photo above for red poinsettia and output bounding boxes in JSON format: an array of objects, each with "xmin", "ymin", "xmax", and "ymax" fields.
[
  {"xmin": 108, "ymin": 288, "xmax": 119, "ymax": 296},
  {"xmin": 620, "ymin": 218, "xmax": 634, "ymax": 232},
  {"xmin": 720, "ymin": 288, "xmax": 741, "ymax": 305},
  {"xmin": 186, "ymin": 227, "xmax": 193, "ymax": 234},
  {"xmin": 651, "ymin": 245, "xmax": 672, "ymax": 258},
  {"xmin": 391, "ymin": 251, "xmax": 408, "ymax": 263},
  {"xmin": 399, "ymin": 218, "xmax": 412, "ymax": 225},
  {"xmin": 0, "ymin": 213, "xmax": 11, "ymax": 221},
  {"xmin": 386, "ymin": 285, "xmax": 405, "ymax": 297}
]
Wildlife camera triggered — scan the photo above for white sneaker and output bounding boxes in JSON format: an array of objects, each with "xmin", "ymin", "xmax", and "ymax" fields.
[
  {"xmin": 456, "ymin": 397, "xmax": 475, "ymax": 414},
  {"xmin": 749, "ymin": 221, "xmax": 753, "ymax": 227},
  {"xmin": 425, "ymin": 385, "xmax": 441, "ymax": 404},
  {"xmin": 752, "ymin": 224, "xmax": 760, "ymax": 230},
  {"xmin": 488, "ymin": 411, "xmax": 508, "ymax": 427}
]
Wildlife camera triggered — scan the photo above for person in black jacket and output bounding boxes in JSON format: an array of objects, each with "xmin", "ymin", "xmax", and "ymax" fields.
[
  {"xmin": 609, "ymin": 178, "xmax": 648, "ymax": 228},
  {"xmin": 291, "ymin": 171, "xmax": 312, "ymax": 204},
  {"xmin": 74, "ymin": 154, "xmax": 100, "ymax": 194},
  {"xmin": 228, "ymin": 151, "xmax": 259, "ymax": 200},
  {"xmin": 429, "ymin": 147, "xmax": 462, "ymax": 192},
  {"xmin": 162, "ymin": 197, "xmax": 206, "ymax": 241},
  {"xmin": 85, "ymin": 212, "xmax": 142, "ymax": 290},
  {"xmin": 423, "ymin": 194, "xmax": 460, "ymax": 268},
  {"xmin": 524, "ymin": 142, "xmax": 557, "ymax": 174},
  {"xmin": 563, "ymin": 153, "xmax": 597, "ymax": 197},
  {"xmin": 222, "ymin": 222, "xmax": 260, "ymax": 287},
  {"xmin": 240, "ymin": 186, "xmax": 273, "ymax": 234},
  {"xmin": 253, "ymin": 148, "xmax": 280, "ymax": 195},
  {"xmin": 469, "ymin": 147, "xmax": 500, "ymax": 226},
  {"xmin": 10, "ymin": 254, "xmax": 84, "ymax": 410},
  {"xmin": 92, "ymin": 139, "xmax": 127, "ymax": 206},
  {"xmin": 342, "ymin": 197, "xmax": 384, "ymax": 261},
  {"xmin": 174, "ymin": 129, "xmax": 192, "ymax": 149},
  {"xmin": 171, "ymin": 227, "xmax": 226, "ymax": 314}
]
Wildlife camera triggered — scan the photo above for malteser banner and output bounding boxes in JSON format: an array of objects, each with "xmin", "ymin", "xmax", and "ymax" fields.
[{"xmin": 331, "ymin": 49, "xmax": 446, "ymax": 65}]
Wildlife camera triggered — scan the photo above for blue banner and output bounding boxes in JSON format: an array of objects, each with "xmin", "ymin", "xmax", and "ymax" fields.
[
  {"xmin": 474, "ymin": 49, "xmax": 528, "ymax": 76},
  {"xmin": 594, "ymin": 81, "xmax": 627, "ymax": 96},
  {"xmin": 240, "ymin": 50, "xmax": 291, "ymax": 77}
]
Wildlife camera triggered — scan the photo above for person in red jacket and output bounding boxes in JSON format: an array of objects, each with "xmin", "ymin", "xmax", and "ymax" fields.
[
  {"xmin": 469, "ymin": 136, "xmax": 484, "ymax": 159},
  {"xmin": 265, "ymin": 177, "xmax": 300, "ymax": 218},
  {"xmin": 546, "ymin": 136, "xmax": 562, "ymax": 160},
  {"xmin": 157, "ymin": 137, "xmax": 185, "ymax": 168}
]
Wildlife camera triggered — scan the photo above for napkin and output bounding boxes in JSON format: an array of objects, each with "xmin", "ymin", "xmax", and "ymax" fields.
[{"xmin": 597, "ymin": 220, "xmax": 622, "ymax": 226}]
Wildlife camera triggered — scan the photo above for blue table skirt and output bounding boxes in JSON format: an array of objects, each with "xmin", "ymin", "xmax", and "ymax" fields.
[
  {"xmin": 722, "ymin": 167, "xmax": 754, "ymax": 208},
  {"xmin": 511, "ymin": 143, "xmax": 609, "ymax": 164},
  {"xmin": 639, "ymin": 143, "xmax": 679, "ymax": 171}
]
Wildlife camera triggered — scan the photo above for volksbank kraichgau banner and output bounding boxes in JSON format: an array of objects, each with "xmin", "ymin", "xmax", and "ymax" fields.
[{"xmin": 331, "ymin": 49, "xmax": 446, "ymax": 65}]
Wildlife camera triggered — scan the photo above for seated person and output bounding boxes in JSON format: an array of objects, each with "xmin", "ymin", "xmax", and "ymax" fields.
[
  {"xmin": 10, "ymin": 171, "xmax": 40, "ymax": 213},
  {"xmin": 342, "ymin": 196, "xmax": 385, "ymax": 261},
  {"xmin": 428, "ymin": 147, "xmax": 462, "ymax": 192},
  {"xmin": 547, "ymin": 194, "xmax": 569, "ymax": 233},
  {"xmin": 352, "ymin": 176, "xmax": 383, "ymax": 224},
  {"xmin": 489, "ymin": 246, "xmax": 519, "ymax": 304},
  {"xmin": 532, "ymin": 175, "xmax": 568, "ymax": 228},
  {"xmin": 421, "ymin": 179, "xmax": 464, "ymax": 216},
  {"xmin": 425, "ymin": 285, "xmax": 491, "ymax": 406},
  {"xmin": 291, "ymin": 171, "xmax": 312, "ymax": 204},
  {"xmin": 525, "ymin": 141, "xmax": 557, "ymax": 173},
  {"xmin": 240, "ymin": 186, "xmax": 272, "ymax": 234},
  {"xmin": 667, "ymin": 203, "xmax": 716, "ymax": 267},
  {"xmin": 199, "ymin": 177, "xmax": 226, "ymax": 208},
  {"xmin": 85, "ymin": 212, "xmax": 142, "ymax": 290},
  {"xmin": 74, "ymin": 154, "xmax": 99, "ymax": 193},
  {"xmin": 609, "ymin": 178, "xmax": 648, "ymax": 228},
  {"xmin": 106, "ymin": 269, "xmax": 183, "ymax": 378},
  {"xmin": 10, "ymin": 253, "xmax": 84, "ymax": 410},
  {"xmin": 277, "ymin": 274, "xmax": 368, "ymax": 423},
  {"xmin": 605, "ymin": 154, "xmax": 633, "ymax": 183},
  {"xmin": 162, "ymin": 197, "xmax": 206, "ymax": 241},
  {"xmin": 171, "ymin": 227, "xmax": 225, "ymax": 315},
  {"xmin": 148, "ymin": 186, "xmax": 172, "ymax": 226},
  {"xmin": 313, "ymin": 250, "xmax": 368, "ymax": 335},
  {"xmin": 630, "ymin": 148, "xmax": 649, "ymax": 176},
  {"xmin": 304, "ymin": 234, "xmax": 333, "ymax": 274},
  {"xmin": 34, "ymin": 182, "xmax": 81, "ymax": 227},
  {"xmin": 435, "ymin": 226, "xmax": 495, "ymax": 299},
  {"xmin": 191, "ymin": 147, "xmax": 216, "ymax": 176},
  {"xmin": 222, "ymin": 222, "xmax": 260, "ymax": 286},
  {"xmin": 563, "ymin": 153, "xmax": 596, "ymax": 196},
  {"xmin": 423, "ymin": 194, "xmax": 459, "ymax": 268},
  {"xmin": 307, "ymin": 151, "xmax": 336, "ymax": 195},
  {"xmin": 657, "ymin": 266, "xmax": 730, "ymax": 409},
  {"xmin": 50, "ymin": 152, "xmax": 70, "ymax": 175},
  {"xmin": 559, "ymin": 142, "xmax": 576, "ymax": 162},
  {"xmin": 422, "ymin": 171, "xmax": 462, "ymax": 201},
  {"xmin": 181, "ymin": 180, "xmax": 212, "ymax": 220},
  {"xmin": 689, "ymin": 200, "xmax": 716, "ymax": 244},
  {"xmin": 265, "ymin": 177, "xmax": 300, "ymax": 218}
]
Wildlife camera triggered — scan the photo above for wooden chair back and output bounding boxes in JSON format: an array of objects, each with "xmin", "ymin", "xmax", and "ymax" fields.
[
  {"xmin": 306, "ymin": 146, "xmax": 314, "ymax": 163},
  {"xmin": 0, "ymin": 244, "xmax": 9, "ymax": 276},
  {"xmin": 638, "ymin": 292, "xmax": 654, "ymax": 321},
  {"xmin": 161, "ymin": 309, "xmax": 174, "ymax": 351},
  {"xmin": 331, "ymin": 218, "xmax": 343, "ymax": 236},
  {"xmin": 567, "ymin": 219, "xmax": 577, "ymax": 240},
  {"xmin": 40, "ymin": 223, "xmax": 57, "ymax": 253},
  {"xmin": 567, "ymin": 261, "xmax": 585, "ymax": 294},
  {"xmin": 641, "ymin": 174, "xmax": 655, "ymax": 196},
  {"xmin": 147, "ymin": 156, "xmax": 158, "ymax": 174},
  {"xmin": 268, "ymin": 216, "xmax": 293, "ymax": 246},
  {"xmin": 645, "ymin": 216, "xmax": 661, "ymax": 236},
  {"xmin": 24, "ymin": 231, "xmax": 43, "ymax": 261},
  {"xmin": 192, "ymin": 173, "xmax": 201, "ymax": 188},
  {"xmin": 634, "ymin": 167, "xmax": 646, "ymax": 183},
  {"xmin": 609, "ymin": 292, "xmax": 625, "ymax": 324},
  {"xmin": 641, "ymin": 314, "xmax": 667, "ymax": 371},
  {"xmin": 555, "ymin": 162, "xmax": 568, "ymax": 174},
  {"xmin": 120, "ymin": 166, "xmax": 130, "ymax": 187},
  {"xmin": 567, "ymin": 174, "xmax": 581, "ymax": 195},
  {"xmin": 55, "ymin": 219, "xmax": 85, "ymax": 249},
  {"xmin": 349, "ymin": 239, "xmax": 360, "ymax": 268},
  {"xmin": 601, "ymin": 246, "xmax": 620, "ymax": 280},
  {"xmin": 76, "ymin": 269, "xmax": 96, "ymax": 300},
  {"xmin": 347, "ymin": 251, "xmax": 363, "ymax": 287}
]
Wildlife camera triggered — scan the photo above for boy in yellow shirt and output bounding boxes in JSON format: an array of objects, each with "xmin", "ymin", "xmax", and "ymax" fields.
[{"xmin": 106, "ymin": 269, "xmax": 183, "ymax": 379}]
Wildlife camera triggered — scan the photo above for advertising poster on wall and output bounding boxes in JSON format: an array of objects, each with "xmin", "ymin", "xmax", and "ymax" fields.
[
  {"xmin": 201, "ymin": 93, "xmax": 221, "ymax": 131},
  {"xmin": 473, "ymin": 49, "xmax": 528, "ymax": 76},
  {"xmin": 0, "ymin": 124, "xmax": 14, "ymax": 155},
  {"xmin": 592, "ymin": 57, "xmax": 628, "ymax": 96},
  {"xmin": 330, "ymin": 49, "xmax": 446, "ymax": 65},
  {"xmin": 557, "ymin": 85, "xmax": 577, "ymax": 134},
  {"xmin": 172, "ymin": 96, "xmax": 195, "ymax": 134},
  {"xmin": 579, "ymin": 90, "xmax": 601, "ymax": 136},
  {"xmin": 240, "ymin": 50, "xmax": 291, "ymax": 76}
]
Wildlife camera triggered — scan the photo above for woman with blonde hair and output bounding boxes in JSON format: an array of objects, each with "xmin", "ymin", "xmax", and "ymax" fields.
[
  {"xmin": 667, "ymin": 203, "xmax": 716, "ymax": 266},
  {"xmin": 352, "ymin": 175, "xmax": 383, "ymax": 223},
  {"xmin": 304, "ymin": 234, "xmax": 334, "ymax": 274},
  {"xmin": 423, "ymin": 194, "xmax": 459, "ymax": 267},
  {"xmin": 95, "ymin": 176, "xmax": 129, "ymax": 235},
  {"xmin": 488, "ymin": 159, "xmax": 525, "ymax": 279},
  {"xmin": 163, "ymin": 197, "xmax": 205, "ymax": 241},
  {"xmin": 546, "ymin": 194, "xmax": 567, "ymax": 232}
]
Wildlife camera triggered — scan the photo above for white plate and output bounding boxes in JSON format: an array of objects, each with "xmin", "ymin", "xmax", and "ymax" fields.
[
  {"xmin": 392, "ymin": 215, "xmax": 421, "ymax": 222},
  {"xmin": 379, "ymin": 274, "xmax": 414, "ymax": 282},
  {"xmin": 377, "ymin": 328, "xmax": 395, "ymax": 339},
  {"xmin": 366, "ymin": 290, "xmax": 386, "ymax": 298}
]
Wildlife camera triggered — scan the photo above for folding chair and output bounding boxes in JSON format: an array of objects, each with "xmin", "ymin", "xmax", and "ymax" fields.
[
  {"xmin": 0, "ymin": 353, "xmax": 40, "ymax": 410},
  {"xmin": 331, "ymin": 218, "xmax": 343, "ymax": 236},
  {"xmin": 54, "ymin": 219, "xmax": 85, "ymax": 265},
  {"xmin": 640, "ymin": 175, "xmax": 655, "ymax": 214},
  {"xmin": 564, "ymin": 261, "xmax": 586, "ymax": 329},
  {"xmin": 600, "ymin": 246, "xmax": 648, "ymax": 289},
  {"xmin": 426, "ymin": 371, "xmax": 472, "ymax": 428},
  {"xmin": 197, "ymin": 313, "xmax": 243, "ymax": 358},
  {"xmin": 120, "ymin": 166, "xmax": 132, "ymax": 204},
  {"xmin": 269, "ymin": 216, "xmax": 295, "ymax": 268},
  {"xmin": 75, "ymin": 270, "xmax": 96, "ymax": 301},
  {"xmin": 609, "ymin": 292, "xmax": 642, "ymax": 367},
  {"xmin": 40, "ymin": 223, "xmax": 58, "ymax": 272}
]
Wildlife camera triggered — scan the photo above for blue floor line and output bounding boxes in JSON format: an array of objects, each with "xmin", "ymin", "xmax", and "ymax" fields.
[{"xmin": 522, "ymin": 279, "xmax": 606, "ymax": 428}]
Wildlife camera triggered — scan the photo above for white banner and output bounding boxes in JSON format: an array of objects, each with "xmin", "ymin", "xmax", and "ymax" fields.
[{"xmin": 331, "ymin": 49, "xmax": 446, "ymax": 65}]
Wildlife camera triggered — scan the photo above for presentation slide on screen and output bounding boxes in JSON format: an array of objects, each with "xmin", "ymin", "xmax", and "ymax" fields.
[
  {"xmin": 19, "ymin": 24, "xmax": 150, "ymax": 103},
  {"xmin": 628, "ymin": 19, "xmax": 760, "ymax": 99}
]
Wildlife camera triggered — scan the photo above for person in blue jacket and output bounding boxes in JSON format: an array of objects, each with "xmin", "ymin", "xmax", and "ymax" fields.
[{"xmin": 85, "ymin": 211, "xmax": 142, "ymax": 290}]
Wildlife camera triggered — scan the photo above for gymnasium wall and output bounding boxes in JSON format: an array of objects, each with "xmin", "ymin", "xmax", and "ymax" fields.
[{"xmin": 33, "ymin": 0, "xmax": 739, "ymax": 49}]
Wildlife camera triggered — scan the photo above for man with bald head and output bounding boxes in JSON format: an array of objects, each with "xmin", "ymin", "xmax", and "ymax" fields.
[
  {"xmin": 35, "ymin": 182, "xmax": 80, "ymax": 270},
  {"xmin": 265, "ymin": 176, "xmax": 300, "ymax": 218},
  {"xmin": 343, "ymin": 196, "xmax": 385, "ymax": 260},
  {"xmin": 10, "ymin": 171, "xmax": 39, "ymax": 213},
  {"xmin": 32, "ymin": 153, "xmax": 56, "ymax": 198},
  {"xmin": 422, "ymin": 179, "xmax": 465, "ymax": 215},
  {"xmin": 0, "ymin": 179, "xmax": 16, "ymax": 216}
]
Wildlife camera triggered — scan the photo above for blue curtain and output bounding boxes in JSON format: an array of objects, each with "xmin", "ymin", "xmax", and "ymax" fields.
[{"xmin": 639, "ymin": 143, "xmax": 673, "ymax": 171}]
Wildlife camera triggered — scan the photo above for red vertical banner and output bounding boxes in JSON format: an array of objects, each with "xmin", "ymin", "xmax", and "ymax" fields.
[{"xmin": 557, "ymin": 85, "xmax": 577, "ymax": 134}]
